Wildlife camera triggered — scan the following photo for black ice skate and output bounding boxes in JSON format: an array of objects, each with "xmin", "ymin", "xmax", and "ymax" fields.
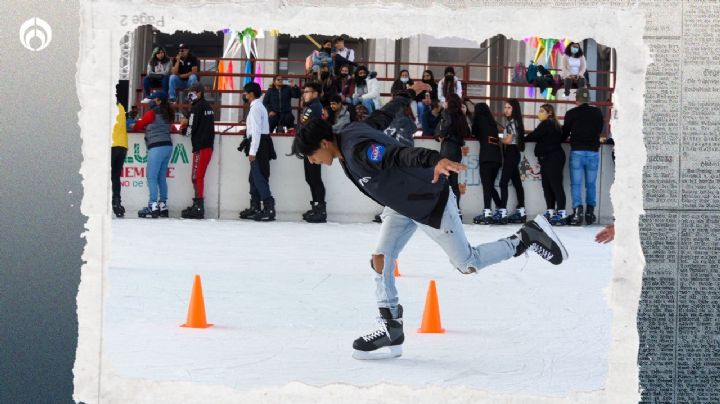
[
  {"xmin": 304, "ymin": 202, "xmax": 327, "ymax": 223},
  {"xmin": 473, "ymin": 208, "xmax": 494, "ymax": 225},
  {"xmin": 239, "ymin": 201, "xmax": 260, "ymax": 219},
  {"xmin": 584, "ymin": 205, "xmax": 596, "ymax": 225},
  {"xmin": 352, "ymin": 305, "xmax": 404, "ymax": 360},
  {"xmin": 158, "ymin": 201, "xmax": 169, "ymax": 218},
  {"xmin": 181, "ymin": 198, "xmax": 204, "ymax": 219},
  {"xmin": 112, "ymin": 198, "xmax": 125, "ymax": 218},
  {"xmin": 569, "ymin": 206, "xmax": 584, "ymax": 226},
  {"xmin": 492, "ymin": 208, "xmax": 508, "ymax": 225},
  {"xmin": 512, "ymin": 214, "xmax": 568, "ymax": 265},
  {"xmin": 138, "ymin": 202, "xmax": 159, "ymax": 218},
  {"xmin": 252, "ymin": 199, "xmax": 276, "ymax": 221},
  {"xmin": 507, "ymin": 207, "xmax": 527, "ymax": 223}
]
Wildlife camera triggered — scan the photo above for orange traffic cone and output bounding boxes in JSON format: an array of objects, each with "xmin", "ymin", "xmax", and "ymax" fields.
[
  {"xmin": 393, "ymin": 260, "xmax": 401, "ymax": 277},
  {"xmin": 417, "ymin": 280, "xmax": 445, "ymax": 333},
  {"xmin": 181, "ymin": 275, "xmax": 213, "ymax": 328}
]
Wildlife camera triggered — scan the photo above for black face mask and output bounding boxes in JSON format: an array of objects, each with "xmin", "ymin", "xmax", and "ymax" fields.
[
  {"xmin": 242, "ymin": 95, "xmax": 249, "ymax": 103},
  {"xmin": 356, "ymin": 75, "xmax": 367, "ymax": 85},
  {"xmin": 340, "ymin": 73, "xmax": 348, "ymax": 78},
  {"xmin": 446, "ymin": 74, "xmax": 454, "ymax": 80},
  {"xmin": 323, "ymin": 47, "xmax": 332, "ymax": 53},
  {"xmin": 321, "ymin": 72, "xmax": 330, "ymax": 80}
]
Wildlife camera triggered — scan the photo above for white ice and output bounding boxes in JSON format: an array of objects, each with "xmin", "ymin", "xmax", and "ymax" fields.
[{"xmin": 105, "ymin": 218, "xmax": 612, "ymax": 396}]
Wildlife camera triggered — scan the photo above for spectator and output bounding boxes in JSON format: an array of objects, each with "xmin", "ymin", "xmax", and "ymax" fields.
[
  {"xmin": 238, "ymin": 82, "xmax": 276, "ymax": 221},
  {"xmin": 329, "ymin": 94, "xmax": 351, "ymax": 134},
  {"xmin": 433, "ymin": 93, "xmax": 468, "ymax": 210},
  {"xmin": 299, "ymin": 82, "xmax": 327, "ymax": 223},
  {"xmin": 318, "ymin": 64, "xmax": 340, "ymax": 102},
  {"xmin": 133, "ymin": 90, "xmax": 174, "ymax": 218},
  {"xmin": 352, "ymin": 65, "xmax": 381, "ymax": 113},
  {"xmin": 416, "ymin": 69, "xmax": 438, "ymax": 132},
  {"xmin": 423, "ymin": 99, "xmax": 443, "ymax": 136},
  {"xmin": 524, "ymin": 104, "xmax": 567, "ymax": 225},
  {"xmin": 471, "ymin": 102, "xmax": 502, "ymax": 225},
  {"xmin": 437, "ymin": 66, "xmax": 462, "ymax": 106},
  {"xmin": 321, "ymin": 103, "xmax": 333, "ymax": 122},
  {"xmin": 169, "ymin": 43, "xmax": 199, "ymax": 102},
  {"xmin": 125, "ymin": 107, "xmax": 138, "ymax": 131},
  {"xmin": 309, "ymin": 40, "xmax": 334, "ymax": 74},
  {"xmin": 263, "ymin": 75, "xmax": 301, "ymax": 133},
  {"xmin": 562, "ymin": 41, "xmax": 587, "ymax": 97},
  {"xmin": 354, "ymin": 104, "xmax": 369, "ymax": 122},
  {"xmin": 143, "ymin": 46, "xmax": 172, "ymax": 97},
  {"xmin": 495, "ymin": 99, "xmax": 526, "ymax": 224},
  {"xmin": 461, "ymin": 99, "xmax": 474, "ymax": 131},
  {"xmin": 563, "ymin": 87, "xmax": 604, "ymax": 226},
  {"xmin": 390, "ymin": 69, "xmax": 413, "ymax": 97},
  {"xmin": 178, "ymin": 82, "xmax": 215, "ymax": 219},
  {"xmin": 337, "ymin": 64, "xmax": 356, "ymax": 106},
  {"xmin": 332, "ymin": 36, "xmax": 355, "ymax": 75},
  {"xmin": 111, "ymin": 101, "xmax": 128, "ymax": 218}
]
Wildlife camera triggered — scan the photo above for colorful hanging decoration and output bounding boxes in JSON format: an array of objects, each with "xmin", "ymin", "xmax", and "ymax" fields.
[
  {"xmin": 218, "ymin": 27, "xmax": 260, "ymax": 89},
  {"xmin": 522, "ymin": 37, "xmax": 572, "ymax": 99}
]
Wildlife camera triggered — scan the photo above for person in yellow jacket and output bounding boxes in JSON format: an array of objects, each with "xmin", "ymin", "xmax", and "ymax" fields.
[{"xmin": 112, "ymin": 103, "xmax": 129, "ymax": 217}]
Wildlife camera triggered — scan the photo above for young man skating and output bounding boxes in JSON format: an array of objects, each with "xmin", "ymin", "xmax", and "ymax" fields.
[{"xmin": 291, "ymin": 87, "xmax": 569, "ymax": 360}]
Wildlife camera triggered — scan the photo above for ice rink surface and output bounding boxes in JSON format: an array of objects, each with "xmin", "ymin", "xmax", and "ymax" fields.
[{"xmin": 105, "ymin": 218, "xmax": 612, "ymax": 396}]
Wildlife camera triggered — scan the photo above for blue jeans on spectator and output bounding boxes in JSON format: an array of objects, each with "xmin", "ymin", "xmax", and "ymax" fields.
[
  {"xmin": 417, "ymin": 101, "xmax": 429, "ymax": 131},
  {"xmin": 169, "ymin": 74, "xmax": 199, "ymax": 100},
  {"xmin": 143, "ymin": 75, "xmax": 170, "ymax": 97},
  {"xmin": 146, "ymin": 145, "xmax": 172, "ymax": 204},
  {"xmin": 373, "ymin": 192, "xmax": 516, "ymax": 317},
  {"xmin": 569, "ymin": 150, "xmax": 599, "ymax": 208}
]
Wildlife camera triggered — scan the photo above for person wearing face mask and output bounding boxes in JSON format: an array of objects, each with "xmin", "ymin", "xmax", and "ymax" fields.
[
  {"xmin": 143, "ymin": 46, "xmax": 171, "ymax": 97},
  {"xmin": 332, "ymin": 36, "xmax": 356, "ymax": 75},
  {"xmin": 311, "ymin": 40, "xmax": 335, "ymax": 75},
  {"xmin": 352, "ymin": 65, "xmax": 381, "ymax": 113},
  {"xmin": 337, "ymin": 64, "xmax": 356, "ymax": 107},
  {"xmin": 524, "ymin": 104, "xmax": 567, "ymax": 225},
  {"xmin": 178, "ymin": 82, "xmax": 215, "ymax": 219},
  {"xmin": 437, "ymin": 66, "xmax": 463, "ymax": 107},
  {"xmin": 390, "ymin": 70, "xmax": 414, "ymax": 96},
  {"xmin": 318, "ymin": 64, "xmax": 340, "ymax": 102},
  {"xmin": 562, "ymin": 42, "xmax": 587, "ymax": 97},
  {"xmin": 133, "ymin": 91, "xmax": 174, "ymax": 218}
]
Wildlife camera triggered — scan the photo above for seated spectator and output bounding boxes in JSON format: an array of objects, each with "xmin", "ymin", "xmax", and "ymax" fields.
[
  {"xmin": 352, "ymin": 65, "xmax": 381, "ymax": 113},
  {"xmin": 169, "ymin": 43, "xmax": 199, "ymax": 102},
  {"xmin": 562, "ymin": 42, "xmax": 587, "ymax": 97},
  {"xmin": 332, "ymin": 36, "xmax": 355, "ymax": 75},
  {"xmin": 437, "ymin": 66, "xmax": 462, "ymax": 107},
  {"xmin": 309, "ymin": 40, "xmax": 334, "ymax": 74},
  {"xmin": 329, "ymin": 94, "xmax": 351, "ymax": 134},
  {"xmin": 337, "ymin": 64, "xmax": 355, "ymax": 106},
  {"xmin": 423, "ymin": 99, "xmax": 443, "ymax": 136},
  {"xmin": 390, "ymin": 69, "xmax": 413, "ymax": 96},
  {"xmin": 416, "ymin": 69, "xmax": 438, "ymax": 131},
  {"xmin": 263, "ymin": 75, "xmax": 301, "ymax": 133},
  {"xmin": 318, "ymin": 64, "xmax": 340, "ymax": 102},
  {"xmin": 143, "ymin": 46, "xmax": 172, "ymax": 97},
  {"xmin": 125, "ymin": 107, "xmax": 138, "ymax": 131},
  {"xmin": 321, "ymin": 103, "xmax": 333, "ymax": 122},
  {"xmin": 353, "ymin": 104, "xmax": 369, "ymax": 122}
]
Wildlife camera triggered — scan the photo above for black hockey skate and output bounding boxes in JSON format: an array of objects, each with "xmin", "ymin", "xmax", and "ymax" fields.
[
  {"xmin": 239, "ymin": 201, "xmax": 260, "ymax": 219},
  {"xmin": 181, "ymin": 198, "xmax": 204, "ymax": 219},
  {"xmin": 158, "ymin": 201, "xmax": 169, "ymax": 218},
  {"xmin": 138, "ymin": 202, "xmax": 159, "ymax": 218},
  {"xmin": 512, "ymin": 214, "xmax": 568, "ymax": 265},
  {"xmin": 569, "ymin": 206, "xmax": 584, "ymax": 226},
  {"xmin": 352, "ymin": 305, "xmax": 404, "ymax": 360},
  {"xmin": 252, "ymin": 199, "xmax": 276, "ymax": 221},
  {"xmin": 112, "ymin": 198, "xmax": 125, "ymax": 218},
  {"xmin": 304, "ymin": 202, "xmax": 327, "ymax": 223},
  {"xmin": 584, "ymin": 205, "xmax": 596, "ymax": 225}
]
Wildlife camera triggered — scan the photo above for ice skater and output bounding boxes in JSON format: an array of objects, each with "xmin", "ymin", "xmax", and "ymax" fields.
[{"xmin": 290, "ymin": 85, "xmax": 568, "ymax": 360}]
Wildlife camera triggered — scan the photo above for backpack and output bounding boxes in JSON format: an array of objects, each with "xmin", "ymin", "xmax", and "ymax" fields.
[
  {"xmin": 512, "ymin": 63, "xmax": 527, "ymax": 83},
  {"xmin": 526, "ymin": 62, "xmax": 538, "ymax": 84}
]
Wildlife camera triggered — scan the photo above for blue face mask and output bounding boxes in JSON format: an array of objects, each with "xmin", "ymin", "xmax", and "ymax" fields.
[
  {"xmin": 148, "ymin": 100, "xmax": 157, "ymax": 108},
  {"xmin": 571, "ymin": 47, "xmax": 579, "ymax": 55},
  {"xmin": 400, "ymin": 77, "xmax": 409, "ymax": 83}
]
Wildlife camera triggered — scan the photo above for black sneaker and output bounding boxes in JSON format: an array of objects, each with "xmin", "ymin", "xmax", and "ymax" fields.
[
  {"xmin": 352, "ymin": 305, "xmax": 404, "ymax": 360},
  {"xmin": 514, "ymin": 214, "xmax": 568, "ymax": 265}
]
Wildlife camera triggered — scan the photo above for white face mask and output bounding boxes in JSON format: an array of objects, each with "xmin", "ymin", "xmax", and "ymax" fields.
[
  {"xmin": 400, "ymin": 77, "xmax": 409, "ymax": 83},
  {"xmin": 187, "ymin": 92, "xmax": 199, "ymax": 102}
]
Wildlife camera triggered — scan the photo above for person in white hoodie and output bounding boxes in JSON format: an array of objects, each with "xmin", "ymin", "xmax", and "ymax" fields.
[
  {"xmin": 352, "ymin": 65, "xmax": 381, "ymax": 113},
  {"xmin": 437, "ymin": 66, "xmax": 463, "ymax": 107},
  {"xmin": 562, "ymin": 42, "xmax": 587, "ymax": 97}
]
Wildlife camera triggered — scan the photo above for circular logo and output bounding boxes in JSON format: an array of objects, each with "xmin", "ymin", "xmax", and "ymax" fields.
[{"xmin": 19, "ymin": 17, "xmax": 52, "ymax": 52}]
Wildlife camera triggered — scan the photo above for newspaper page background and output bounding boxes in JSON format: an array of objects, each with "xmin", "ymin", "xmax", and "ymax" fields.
[{"xmin": 72, "ymin": 0, "xmax": 717, "ymax": 402}]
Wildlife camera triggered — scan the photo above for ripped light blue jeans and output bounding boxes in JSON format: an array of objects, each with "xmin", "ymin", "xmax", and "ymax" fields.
[{"xmin": 372, "ymin": 192, "xmax": 516, "ymax": 317}]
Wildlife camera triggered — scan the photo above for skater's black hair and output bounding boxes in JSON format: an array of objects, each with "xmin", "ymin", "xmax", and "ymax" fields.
[
  {"xmin": 506, "ymin": 98, "xmax": 525, "ymax": 152},
  {"xmin": 289, "ymin": 118, "xmax": 335, "ymax": 159}
]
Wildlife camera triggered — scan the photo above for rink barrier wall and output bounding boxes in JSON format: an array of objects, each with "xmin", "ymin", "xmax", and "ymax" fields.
[{"xmin": 119, "ymin": 133, "xmax": 615, "ymax": 224}]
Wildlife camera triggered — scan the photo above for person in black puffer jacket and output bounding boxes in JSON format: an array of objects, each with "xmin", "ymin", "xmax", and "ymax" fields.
[
  {"xmin": 471, "ymin": 102, "xmax": 502, "ymax": 224},
  {"xmin": 525, "ymin": 104, "xmax": 567, "ymax": 225},
  {"xmin": 433, "ymin": 93, "xmax": 469, "ymax": 210}
]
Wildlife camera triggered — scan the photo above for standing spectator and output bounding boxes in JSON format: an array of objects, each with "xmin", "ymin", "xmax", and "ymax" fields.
[
  {"xmin": 179, "ymin": 83, "xmax": 215, "ymax": 219},
  {"xmin": 563, "ymin": 87, "xmax": 604, "ymax": 226},
  {"xmin": 437, "ymin": 66, "xmax": 462, "ymax": 107},
  {"xmin": 524, "ymin": 104, "xmax": 567, "ymax": 225},
  {"xmin": 333, "ymin": 36, "xmax": 355, "ymax": 75},
  {"xmin": 433, "ymin": 94, "xmax": 468, "ymax": 210},
  {"xmin": 299, "ymin": 82, "xmax": 327, "ymax": 223},
  {"xmin": 143, "ymin": 46, "xmax": 172, "ymax": 98},
  {"xmin": 337, "ymin": 64, "xmax": 356, "ymax": 106},
  {"xmin": 329, "ymin": 94, "xmax": 351, "ymax": 134},
  {"xmin": 495, "ymin": 99, "xmax": 526, "ymax": 224},
  {"xmin": 168, "ymin": 44, "xmax": 199, "ymax": 102},
  {"xmin": 390, "ymin": 69, "xmax": 413, "ymax": 96},
  {"xmin": 263, "ymin": 75, "xmax": 301, "ymax": 133},
  {"xmin": 471, "ymin": 102, "xmax": 502, "ymax": 225},
  {"xmin": 111, "ymin": 102, "xmax": 128, "ymax": 218},
  {"xmin": 416, "ymin": 70, "xmax": 438, "ymax": 133},
  {"xmin": 238, "ymin": 82, "xmax": 276, "ymax": 221},
  {"xmin": 562, "ymin": 41, "xmax": 587, "ymax": 97},
  {"xmin": 133, "ymin": 91, "xmax": 174, "ymax": 218},
  {"xmin": 352, "ymin": 65, "xmax": 381, "ymax": 113}
]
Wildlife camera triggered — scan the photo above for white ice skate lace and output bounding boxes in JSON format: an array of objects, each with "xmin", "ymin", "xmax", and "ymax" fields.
[
  {"xmin": 361, "ymin": 317, "xmax": 390, "ymax": 342},
  {"xmin": 528, "ymin": 243, "xmax": 554, "ymax": 262}
]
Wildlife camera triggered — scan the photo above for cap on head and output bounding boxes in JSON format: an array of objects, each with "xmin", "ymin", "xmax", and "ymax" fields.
[
  {"xmin": 178, "ymin": 43, "xmax": 189, "ymax": 50},
  {"xmin": 576, "ymin": 87, "xmax": 590, "ymax": 103}
]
